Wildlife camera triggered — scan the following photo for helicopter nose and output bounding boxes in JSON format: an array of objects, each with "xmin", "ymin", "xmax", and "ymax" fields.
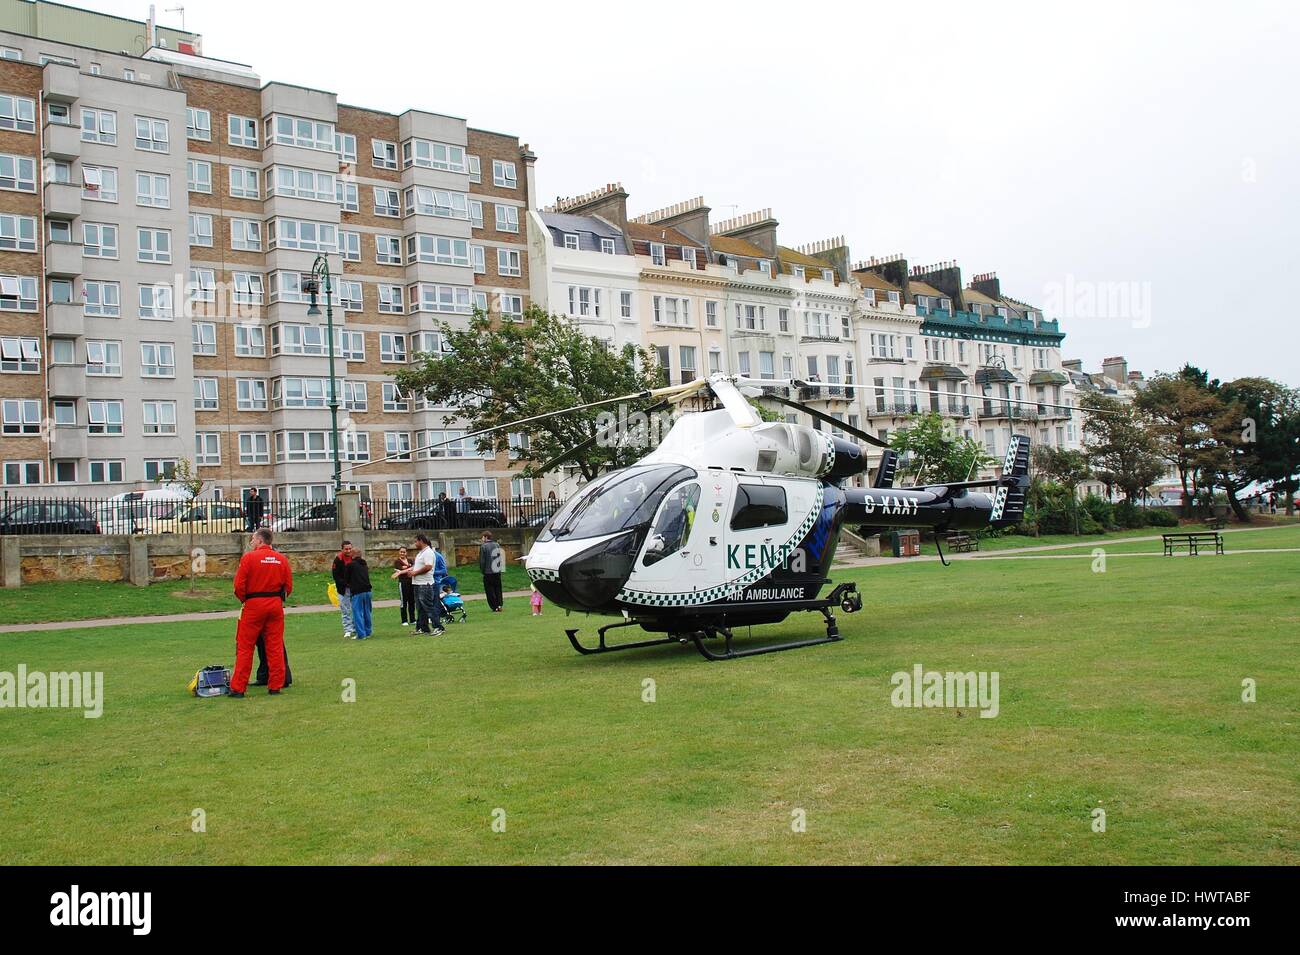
[{"xmin": 555, "ymin": 530, "xmax": 642, "ymax": 610}]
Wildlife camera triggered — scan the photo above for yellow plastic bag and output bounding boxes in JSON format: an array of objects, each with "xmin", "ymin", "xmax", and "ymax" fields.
[
  {"xmin": 186, "ymin": 672, "xmax": 199, "ymax": 695},
  {"xmin": 327, "ymin": 582, "xmax": 340, "ymax": 607}
]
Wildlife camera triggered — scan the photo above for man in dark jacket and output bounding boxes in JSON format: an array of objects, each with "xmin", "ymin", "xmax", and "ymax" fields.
[
  {"xmin": 245, "ymin": 489, "xmax": 264, "ymax": 531},
  {"xmin": 345, "ymin": 549, "xmax": 374, "ymax": 638},
  {"xmin": 479, "ymin": 532, "xmax": 505, "ymax": 612},
  {"xmin": 332, "ymin": 541, "xmax": 355, "ymax": 638},
  {"xmin": 438, "ymin": 492, "xmax": 455, "ymax": 529}
]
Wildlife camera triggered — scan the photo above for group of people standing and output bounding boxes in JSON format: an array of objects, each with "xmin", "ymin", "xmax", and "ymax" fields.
[{"xmin": 331, "ymin": 531, "xmax": 512, "ymax": 639}]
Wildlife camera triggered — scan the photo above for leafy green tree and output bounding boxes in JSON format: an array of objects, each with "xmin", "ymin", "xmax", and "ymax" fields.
[
  {"xmin": 1079, "ymin": 394, "xmax": 1165, "ymax": 503},
  {"xmin": 1135, "ymin": 369, "xmax": 1224, "ymax": 517},
  {"xmin": 1031, "ymin": 446, "xmax": 1092, "ymax": 533},
  {"xmin": 394, "ymin": 306, "xmax": 660, "ymax": 482},
  {"xmin": 1217, "ymin": 377, "xmax": 1299, "ymax": 518},
  {"xmin": 890, "ymin": 412, "xmax": 992, "ymax": 483}
]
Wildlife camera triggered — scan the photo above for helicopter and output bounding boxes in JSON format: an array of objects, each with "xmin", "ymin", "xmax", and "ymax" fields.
[{"xmin": 517, "ymin": 374, "xmax": 1032, "ymax": 660}]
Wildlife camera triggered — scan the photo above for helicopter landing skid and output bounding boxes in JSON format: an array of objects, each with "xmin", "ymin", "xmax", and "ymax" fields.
[
  {"xmin": 565, "ymin": 582, "xmax": 863, "ymax": 661},
  {"xmin": 565, "ymin": 619, "xmax": 681, "ymax": 655}
]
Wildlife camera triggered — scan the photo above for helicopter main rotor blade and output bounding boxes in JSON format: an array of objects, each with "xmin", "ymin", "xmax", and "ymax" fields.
[
  {"xmin": 530, "ymin": 400, "xmax": 673, "ymax": 475},
  {"xmin": 347, "ymin": 383, "xmax": 696, "ymax": 472},
  {"xmin": 755, "ymin": 391, "xmax": 892, "ymax": 449}
]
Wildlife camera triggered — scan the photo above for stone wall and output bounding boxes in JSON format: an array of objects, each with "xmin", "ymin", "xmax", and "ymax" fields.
[{"xmin": 1, "ymin": 527, "xmax": 536, "ymax": 587}]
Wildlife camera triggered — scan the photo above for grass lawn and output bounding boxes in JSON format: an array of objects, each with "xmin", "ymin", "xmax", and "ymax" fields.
[
  {"xmin": 0, "ymin": 565, "xmax": 534, "ymax": 625},
  {"xmin": 1, "ymin": 550, "xmax": 1296, "ymax": 865}
]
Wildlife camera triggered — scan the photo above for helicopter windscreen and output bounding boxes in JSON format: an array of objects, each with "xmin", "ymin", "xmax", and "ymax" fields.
[{"xmin": 538, "ymin": 465, "xmax": 696, "ymax": 542}]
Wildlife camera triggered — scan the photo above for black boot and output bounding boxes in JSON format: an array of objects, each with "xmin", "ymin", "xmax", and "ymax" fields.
[{"xmin": 227, "ymin": 690, "xmax": 245, "ymax": 698}]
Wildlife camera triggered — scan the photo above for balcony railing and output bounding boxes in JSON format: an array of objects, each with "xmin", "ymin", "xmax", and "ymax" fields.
[
  {"xmin": 979, "ymin": 404, "xmax": 1040, "ymax": 421},
  {"xmin": 867, "ymin": 402, "xmax": 921, "ymax": 417}
]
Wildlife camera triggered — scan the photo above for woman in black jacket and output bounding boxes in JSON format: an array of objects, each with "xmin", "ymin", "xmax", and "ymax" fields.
[
  {"xmin": 345, "ymin": 551, "xmax": 374, "ymax": 639},
  {"xmin": 392, "ymin": 546, "xmax": 417, "ymax": 626}
]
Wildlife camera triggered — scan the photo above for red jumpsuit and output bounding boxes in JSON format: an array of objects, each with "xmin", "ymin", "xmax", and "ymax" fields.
[{"xmin": 231, "ymin": 544, "xmax": 294, "ymax": 693}]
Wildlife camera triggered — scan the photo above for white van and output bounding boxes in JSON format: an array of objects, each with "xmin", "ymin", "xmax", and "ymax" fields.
[{"xmin": 96, "ymin": 487, "xmax": 191, "ymax": 535}]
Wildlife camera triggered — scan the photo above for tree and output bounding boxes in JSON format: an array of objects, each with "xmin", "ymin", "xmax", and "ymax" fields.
[
  {"xmin": 1218, "ymin": 377, "xmax": 1300, "ymax": 518},
  {"xmin": 394, "ymin": 306, "xmax": 661, "ymax": 482},
  {"xmin": 1078, "ymin": 394, "xmax": 1165, "ymax": 504},
  {"xmin": 890, "ymin": 412, "xmax": 993, "ymax": 483},
  {"xmin": 1031, "ymin": 446, "xmax": 1092, "ymax": 533},
  {"xmin": 1135, "ymin": 369, "xmax": 1223, "ymax": 517},
  {"xmin": 159, "ymin": 458, "xmax": 204, "ymax": 593}
]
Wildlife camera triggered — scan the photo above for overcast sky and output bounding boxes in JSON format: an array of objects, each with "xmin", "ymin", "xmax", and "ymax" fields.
[{"xmin": 81, "ymin": 0, "xmax": 1299, "ymax": 384}]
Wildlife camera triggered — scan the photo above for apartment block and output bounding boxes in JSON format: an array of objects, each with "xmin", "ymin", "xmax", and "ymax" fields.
[{"xmin": 0, "ymin": 11, "xmax": 537, "ymax": 505}]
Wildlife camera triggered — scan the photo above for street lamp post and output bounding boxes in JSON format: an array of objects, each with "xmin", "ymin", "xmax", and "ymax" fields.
[{"xmin": 304, "ymin": 254, "xmax": 342, "ymax": 497}]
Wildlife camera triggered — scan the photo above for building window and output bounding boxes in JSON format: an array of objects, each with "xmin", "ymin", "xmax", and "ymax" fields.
[
  {"xmin": 134, "ymin": 116, "xmax": 169, "ymax": 152},
  {"xmin": 137, "ymin": 228, "xmax": 172, "ymax": 264},
  {"xmin": 139, "ymin": 283, "xmax": 174, "ymax": 319},
  {"xmin": 338, "ymin": 230, "xmax": 361, "ymax": 261},
  {"xmin": 233, "ymin": 273, "xmax": 265, "ymax": 306},
  {"xmin": 1, "ymin": 398, "xmax": 41, "ymax": 434},
  {"xmin": 650, "ymin": 242, "xmax": 665, "ymax": 266},
  {"xmin": 563, "ymin": 233, "xmax": 579, "ymax": 250},
  {"xmin": 497, "ymin": 249, "xmax": 522, "ymax": 277},
  {"xmin": 186, "ymin": 107, "xmax": 211, "ymax": 141},
  {"xmin": 0, "ymin": 214, "xmax": 36, "ymax": 252},
  {"xmin": 335, "ymin": 132, "xmax": 357, "ymax": 163},
  {"xmin": 376, "ymin": 235, "xmax": 402, "ymax": 265},
  {"xmin": 142, "ymin": 400, "xmax": 178, "ymax": 435},
  {"xmin": 187, "ymin": 159, "xmax": 212, "ymax": 193},
  {"xmin": 706, "ymin": 301, "xmax": 719, "ymax": 327},
  {"xmin": 193, "ymin": 378, "xmax": 218, "ymax": 411},
  {"xmin": 494, "ymin": 204, "xmax": 519, "ymax": 233},
  {"xmin": 229, "ymin": 166, "xmax": 259, "ymax": 199},
  {"xmin": 401, "ymin": 139, "xmax": 466, "ymax": 172},
  {"xmin": 189, "ymin": 213, "xmax": 213, "ymax": 247},
  {"xmin": 0, "ymin": 154, "xmax": 35, "ymax": 192},
  {"xmin": 471, "ymin": 245, "xmax": 486, "ymax": 274},
  {"xmin": 239, "ymin": 433, "xmax": 270, "ymax": 465},
  {"xmin": 492, "ymin": 160, "xmax": 517, "ymax": 188},
  {"xmin": 84, "ymin": 281, "xmax": 121, "ymax": 317},
  {"xmin": 192, "ymin": 322, "xmax": 217, "ymax": 355},
  {"xmin": 140, "ymin": 342, "xmax": 176, "ymax": 377},
  {"xmin": 235, "ymin": 325, "xmax": 265, "ymax": 357},
  {"xmin": 374, "ymin": 187, "xmax": 400, "ymax": 217},
  {"xmin": 187, "ymin": 269, "xmax": 216, "ymax": 305},
  {"xmin": 372, "ymin": 138, "xmax": 398, "ymax": 169},
  {"xmin": 0, "ymin": 95, "xmax": 35, "ymax": 133},
  {"xmin": 81, "ymin": 165, "xmax": 117, "ymax": 201},
  {"xmin": 136, "ymin": 172, "xmax": 170, "ymax": 207},
  {"xmin": 86, "ymin": 340, "xmax": 121, "ymax": 376},
  {"xmin": 228, "ymin": 115, "xmax": 259, "ymax": 148},
  {"xmin": 378, "ymin": 284, "xmax": 403, "ymax": 313},
  {"xmin": 601, "ymin": 237, "xmax": 616, "ymax": 255},
  {"xmin": 268, "ymin": 218, "xmax": 338, "ymax": 254},
  {"xmin": 336, "ymin": 180, "xmax": 359, "ymax": 212},
  {"xmin": 469, "ymin": 200, "xmax": 483, "ymax": 228},
  {"xmin": 88, "ymin": 460, "xmax": 124, "ymax": 483},
  {"xmin": 467, "ymin": 155, "xmax": 481, "ymax": 183},
  {"xmin": 80, "ymin": 108, "xmax": 116, "ymax": 144},
  {"xmin": 0, "ymin": 276, "xmax": 37, "ymax": 312},
  {"xmin": 231, "ymin": 219, "xmax": 262, "ymax": 251},
  {"xmin": 237, "ymin": 378, "xmax": 268, "ymax": 411},
  {"xmin": 83, "ymin": 222, "xmax": 118, "ymax": 258},
  {"xmin": 620, "ymin": 291, "xmax": 633, "ymax": 320},
  {"xmin": 380, "ymin": 333, "xmax": 407, "ymax": 363},
  {"xmin": 681, "ymin": 247, "xmax": 696, "ymax": 269},
  {"xmin": 383, "ymin": 382, "xmax": 409, "ymax": 413},
  {"xmin": 3, "ymin": 461, "xmax": 41, "ymax": 485},
  {"xmin": 88, "ymin": 400, "xmax": 124, "ymax": 435}
]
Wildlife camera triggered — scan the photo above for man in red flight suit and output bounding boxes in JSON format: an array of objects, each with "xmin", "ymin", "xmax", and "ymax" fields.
[{"xmin": 229, "ymin": 527, "xmax": 294, "ymax": 697}]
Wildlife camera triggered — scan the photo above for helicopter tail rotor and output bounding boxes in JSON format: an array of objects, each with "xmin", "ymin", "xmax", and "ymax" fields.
[
  {"xmin": 873, "ymin": 449, "xmax": 899, "ymax": 488},
  {"xmin": 989, "ymin": 434, "xmax": 1031, "ymax": 526}
]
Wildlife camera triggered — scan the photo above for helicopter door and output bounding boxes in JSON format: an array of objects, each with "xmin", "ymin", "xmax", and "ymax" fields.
[
  {"xmin": 725, "ymin": 477, "xmax": 816, "ymax": 591},
  {"xmin": 634, "ymin": 480, "xmax": 707, "ymax": 594}
]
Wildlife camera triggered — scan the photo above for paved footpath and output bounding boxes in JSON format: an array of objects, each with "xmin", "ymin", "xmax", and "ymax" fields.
[
  {"xmin": 0, "ymin": 589, "xmax": 534, "ymax": 634},
  {"xmin": 5, "ymin": 524, "xmax": 1296, "ymax": 634}
]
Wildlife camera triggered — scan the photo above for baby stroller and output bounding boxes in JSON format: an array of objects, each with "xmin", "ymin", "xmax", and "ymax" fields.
[{"xmin": 439, "ymin": 582, "xmax": 467, "ymax": 624}]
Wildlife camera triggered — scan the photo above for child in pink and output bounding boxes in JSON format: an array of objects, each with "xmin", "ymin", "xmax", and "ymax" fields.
[{"xmin": 530, "ymin": 585, "xmax": 543, "ymax": 616}]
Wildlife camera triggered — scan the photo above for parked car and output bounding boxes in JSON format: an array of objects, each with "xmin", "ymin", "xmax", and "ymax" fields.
[
  {"xmin": 0, "ymin": 500, "xmax": 99, "ymax": 535},
  {"xmin": 154, "ymin": 501, "xmax": 247, "ymax": 535},
  {"xmin": 378, "ymin": 498, "xmax": 507, "ymax": 530},
  {"xmin": 95, "ymin": 488, "xmax": 191, "ymax": 534},
  {"xmin": 270, "ymin": 501, "xmax": 339, "ymax": 533}
]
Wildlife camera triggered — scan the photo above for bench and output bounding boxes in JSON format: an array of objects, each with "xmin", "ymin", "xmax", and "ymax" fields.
[
  {"xmin": 947, "ymin": 532, "xmax": 979, "ymax": 553},
  {"xmin": 1205, "ymin": 516, "xmax": 1227, "ymax": 530},
  {"xmin": 1162, "ymin": 532, "xmax": 1224, "ymax": 556}
]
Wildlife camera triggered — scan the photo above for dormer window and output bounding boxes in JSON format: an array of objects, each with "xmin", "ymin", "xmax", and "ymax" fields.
[
  {"xmin": 758, "ymin": 260, "xmax": 771, "ymax": 276},
  {"xmin": 681, "ymin": 246, "xmax": 696, "ymax": 269},
  {"xmin": 995, "ymin": 306, "xmax": 1008, "ymax": 318},
  {"xmin": 939, "ymin": 297, "xmax": 952, "ymax": 312},
  {"xmin": 650, "ymin": 242, "xmax": 665, "ymax": 266},
  {"xmin": 916, "ymin": 295, "xmax": 930, "ymax": 311},
  {"xmin": 970, "ymin": 303, "xmax": 981, "ymax": 317},
  {"xmin": 888, "ymin": 291, "xmax": 900, "ymax": 305},
  {"xmin": 792, "ymin": 266, "xmax": 805, "ymax": 279},
  {"xmin": 863, "ymin": 288, "xmax": 876, "ymax": 306},
  {"xmin": 600, "ymin": 237, "xmax": 616, "ymax": 254},
  {"xmin": 822, "ymin": 269, "xmax": 834, "ymax": 282},
  {"xmin": 563, "ymin": 233, "xmax": 579, "ymax": 250}
]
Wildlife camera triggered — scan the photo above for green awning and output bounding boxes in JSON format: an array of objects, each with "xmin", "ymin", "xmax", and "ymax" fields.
[
  {"xmin": 1028, "ymin": 370, "xmax": 1070, "ymax": 385},
  {"xmin": 975, "ymin": 367, "xmax": 1017, "ymax": 385},
  {"xmin": 920, "ymin": 364, "xmax": 966, "ymax": 380}
]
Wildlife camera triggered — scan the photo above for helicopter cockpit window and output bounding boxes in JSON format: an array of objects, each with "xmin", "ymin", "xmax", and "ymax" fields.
[
  {"xmin": 730, "ymin": 483, "xmax": 788, "ymax": 531},
  {"xmin": 539, "ymin": 465, "xmax": 696, "ymax": 542},
  {"xmin": 642, "ymin": 483, "xmax": 701, "ymax": 566}
]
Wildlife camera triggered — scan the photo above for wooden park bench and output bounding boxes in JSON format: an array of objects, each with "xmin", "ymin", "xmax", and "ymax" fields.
[
  {"xmin": 1162, "ymin": 531, "xmax": 1224, "ymax": 556},
  {"xmin": 1205, "ymin": 515, "xmax": 1227, "ymax": 530},
  {"xmin": 947, "ymin": 532, "xmax": 979, "ymax": 553}
]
